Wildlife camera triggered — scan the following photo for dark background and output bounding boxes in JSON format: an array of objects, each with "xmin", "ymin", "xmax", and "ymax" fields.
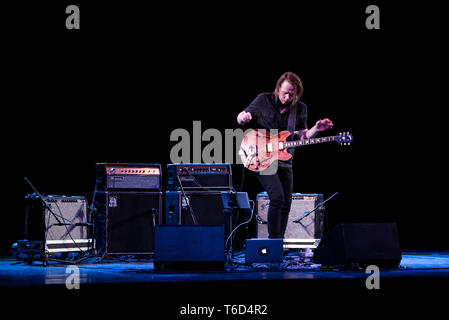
[{"xmin": 3, "ymin": 1, "xmax": 447, "ymax": 255}]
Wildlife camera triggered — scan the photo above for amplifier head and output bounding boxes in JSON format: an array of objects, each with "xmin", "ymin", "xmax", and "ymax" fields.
[
  {"xmin": 96, "ymin": 163, "xmax": 162, "ymax": 191},
  {"xmin": 167, "ymin": 163, "xmax": 232, "ymax": 191}
]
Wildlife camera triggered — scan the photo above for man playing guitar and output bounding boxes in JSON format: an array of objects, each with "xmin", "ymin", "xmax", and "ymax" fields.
[{"xmin": 236, "ymin": 72, "xmax": 333, "ymax": 239}]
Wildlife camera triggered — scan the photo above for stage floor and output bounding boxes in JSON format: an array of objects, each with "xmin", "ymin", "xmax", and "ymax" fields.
[{"xmin": 1, "ymin": 251, "xmax": 449, "ymax": 299}]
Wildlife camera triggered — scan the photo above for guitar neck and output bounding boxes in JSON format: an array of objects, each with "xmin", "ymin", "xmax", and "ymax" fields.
[{"xmin": 282, "ymin": 135, "xmax": 336, "ymax": 149}]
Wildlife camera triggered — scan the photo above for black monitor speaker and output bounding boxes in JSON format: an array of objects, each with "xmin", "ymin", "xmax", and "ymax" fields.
[{"xmin": 313, "ymin": 223, "xmax": 402, "ymax": 268}]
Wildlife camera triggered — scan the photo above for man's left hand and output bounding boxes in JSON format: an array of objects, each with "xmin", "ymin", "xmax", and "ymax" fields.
[{"xmin": 315, "ymin": 118, "xmax": 333, "ymax": 132}]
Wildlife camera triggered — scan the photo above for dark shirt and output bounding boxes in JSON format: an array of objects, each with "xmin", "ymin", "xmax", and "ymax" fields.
[{"xmin": 243, "ymin": 92, "xmax": 308, "ymax": 166}]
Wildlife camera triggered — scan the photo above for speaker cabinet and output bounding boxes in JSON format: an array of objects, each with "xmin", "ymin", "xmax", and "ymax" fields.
[
  {"xmin": 154, "ymin": 225, "xmax": 225, "ymax": 270},
  {"xmin": 94, "ymin": 191, "xmax": 162, "ymax": 255},
  {"xmin": 256, "ymin": 192, "xmax": 324, "ymax": 248},
  {"xmin": 24, "ymin": 195, "xmax": 92, "ymax": 253},
  {"xmin": 313, "ymin": 223, "xmax": 402, "ymax": 268}
]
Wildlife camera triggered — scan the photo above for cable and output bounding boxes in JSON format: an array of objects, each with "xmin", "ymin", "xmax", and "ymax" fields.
[
  {"xmin": 86, "ymin": 169, "xmax": 116, "ymax": 263},
  {"xmin": 102, "ymin": 172, "xmax": 118, "ymax": 260},
  {"xmin": 230, "ymin": 166, "xmax": 248, "ymax": 252},
  {"xmin": 177, "ymin": 175, "xmax": 199, "ymax": 225},
  {"xmin": 63, "ymin": 186, "xmax": 101, "ymax": 264},
  {"xmin": 24, "ymin": 178, "xmax": 68, "ymax": 224},
  {"xmin": 87, "ymin": 181, "xmax": 98, "ymax": 253},
  {"xmin": 225, "ymin": 199, "xmax": 255, "ymax": 255},
  {"xmin": 87, "ymin": 180, "xmax": 114, "ymax": 263}
]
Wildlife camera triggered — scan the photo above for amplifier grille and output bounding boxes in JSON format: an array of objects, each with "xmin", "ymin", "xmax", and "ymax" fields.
[{"xmin": 256, "ymin": 192, "xmax": 325, "ymax": 243}]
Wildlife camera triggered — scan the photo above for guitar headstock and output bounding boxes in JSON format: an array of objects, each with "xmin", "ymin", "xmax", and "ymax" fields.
[{"xmin": 335, "ymin": 132, "xmax": 353, "ymax": 145}]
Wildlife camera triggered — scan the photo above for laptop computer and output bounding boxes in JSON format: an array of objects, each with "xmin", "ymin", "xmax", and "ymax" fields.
[{"xmin": 245, "ymin": 238, "xmax": 284, "ymax": 263}]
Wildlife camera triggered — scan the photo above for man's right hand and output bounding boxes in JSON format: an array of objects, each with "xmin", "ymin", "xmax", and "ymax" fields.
[{"xmin": 237, "ymin": 111, "xmax": 252, "ymax": 125}]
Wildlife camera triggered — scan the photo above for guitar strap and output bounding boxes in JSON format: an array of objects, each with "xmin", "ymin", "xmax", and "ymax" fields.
[
  {"xmin": 287, "ymin": 103, "xmax": 297, "ymax": 141},
  {"xmin": 285, "ymin": 102, "xmax": 297, "ymax": 160}
]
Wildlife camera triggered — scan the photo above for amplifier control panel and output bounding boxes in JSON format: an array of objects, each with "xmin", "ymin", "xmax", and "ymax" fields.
[
  {"xmin": 106, "ymin": 167, "xmax": 160, "ymax": 175},
  {"xmin": 173, "ymin": 164, "xmax": 231, "ymax": 175}
]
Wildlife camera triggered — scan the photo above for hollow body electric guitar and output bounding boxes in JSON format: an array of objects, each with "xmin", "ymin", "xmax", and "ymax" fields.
[{"xmin": 239, "ymin": 129, "xmax": 353, "ymax": 172}]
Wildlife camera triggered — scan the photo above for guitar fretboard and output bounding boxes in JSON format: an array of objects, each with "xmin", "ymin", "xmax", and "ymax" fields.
[{"xmin": 282, "ymin": 136, "xmax": 335, "ymax": 149}]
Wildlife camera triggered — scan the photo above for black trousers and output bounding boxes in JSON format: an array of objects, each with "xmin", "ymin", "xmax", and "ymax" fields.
[{"xmin": 256, "ymin": 165, "xmax": 293, "ymax": 238}]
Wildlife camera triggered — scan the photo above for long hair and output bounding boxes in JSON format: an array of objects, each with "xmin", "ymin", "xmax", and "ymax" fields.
[{"xmin": 274, "ymin": 72, "xmax": 304, "ymax": 103}]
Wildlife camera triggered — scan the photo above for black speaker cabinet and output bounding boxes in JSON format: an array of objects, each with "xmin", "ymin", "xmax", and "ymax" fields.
[
  {"xmin": 165, "ymin": 191, "xmax": 227, "ymax": 225},
  {"xmin": 313, "ymin": 223, "xmax": 402, "ymax": 268},
  {"xmin": 94, "ymin": 191, "xmax": 162, "ymax": 255},
  {"xmin": 154, "ymin": 225, "xmax": 225, "ymax": 270}
]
